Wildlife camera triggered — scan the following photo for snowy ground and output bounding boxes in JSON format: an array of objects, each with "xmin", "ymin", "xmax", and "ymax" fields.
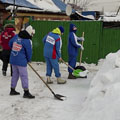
[
  {"xmin": 0, "ymin": 59, "xmax": 99, "ymax": 120},
  {"xmin": 1, "ymin": 50, "xmax": 120, "ymax": 120}
]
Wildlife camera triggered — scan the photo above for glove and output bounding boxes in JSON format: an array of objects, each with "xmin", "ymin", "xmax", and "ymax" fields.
[
  {"xmin": 80, "ymin": 44, "xmax": 84, "ymax": 50},
  {"xmin": 59, "ymin": 57, "xmax": 62, "ymax": 64},
  {"xmin": 80, "ymin": 37, "xmax": 84, "ymax": 41},
  {"xmin": 59, "ymin": 57, "xmax": 62, "ymax": 61}
]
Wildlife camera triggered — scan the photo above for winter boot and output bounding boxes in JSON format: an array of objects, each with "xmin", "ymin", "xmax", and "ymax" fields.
[
  {"xmin": 23, "ymin": 90, "xmax": 35, "ymax": 99},
  {"xmin": 2, "ymin": 70, "xmax": 6, "ymax": 76},
  {"xmin": 68, "ymin": 73, "xmax": 76, "ymax": 79},
  {"xmin": 46, "ymin": 76, "xmax": 53, "ymax": 84},
  {"xmin": 10, "ymin": 88, "xmax": 20, "ymax": 95},
  {"xmin": 57, "ymin": 77, "xmax": 66, "ymax": 84}
]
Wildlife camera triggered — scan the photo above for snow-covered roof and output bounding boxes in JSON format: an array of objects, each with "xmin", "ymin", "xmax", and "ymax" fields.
[
  {"xmin": 103, "ymin": 16, "xmax": 120, "ymax": 22},
  {"xmin": 75, "ymin": 11, "xmax": 95, "ymax": 20},
  {"xmin": 98, "ymin": 12, "xmax": 120, "ymax": 22},
  {"xmin": 52, "ymin": 0, "xmax": 67, "ymax": 12},
  {"xmin": 0, "ymin": 0, "xmax": 41, "ymax": 9},
  {"xmin": 26, "ymin": 0, "xmax": 67, "ymax": 13},
  {"xmin": 5, "ymin": 0, "xmax": 67, "ymax": 13},
  {"xmin": 86, "ymin": 0, "xmax": 120, "ymax": 12},
  {"xmin": 64, "ymin": 0, "xmax": 120, "ymax": 12}
]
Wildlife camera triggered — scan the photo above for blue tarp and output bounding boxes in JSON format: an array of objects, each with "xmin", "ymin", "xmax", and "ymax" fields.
[
  {"xmin": 52, "ymin": 0, "xmax": 75, "ymax": 13},
  {"xmin": 52, "ymin": 0, "xmax": 66, "ymax": 12},
  {"xmin": 0, "ymin": 0, "xmax": 42, "ymax": 9},
  {"xmin": 82, "ymin": 11, "xmax": 96, "ymax": 17},
  {"xmin": 81, "ymin": 11, "xmax": 96, "ymax": 20}
]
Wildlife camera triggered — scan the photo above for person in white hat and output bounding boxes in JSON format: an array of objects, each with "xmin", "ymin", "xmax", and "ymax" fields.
[{"xmin": 9, "ymin": 25, "xmax": 35, "ymax": 99}]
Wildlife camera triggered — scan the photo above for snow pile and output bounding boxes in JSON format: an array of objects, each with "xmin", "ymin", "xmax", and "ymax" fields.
[{"xmin": 77, "ymin": 50, "xmax": 120, "ymax": 120}]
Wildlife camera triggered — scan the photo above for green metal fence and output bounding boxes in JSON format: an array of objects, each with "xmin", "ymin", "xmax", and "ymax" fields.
[
  {"xmin": 4, "ymin": 19, "xmax": 120, "ymax": 64},
  {"xmin": 30, "ymin": 20, "xmax": 102, "ymax": 64},
  {"xmin": 99, "ymin": 27, "xmax": 120, "ymax": 59}
]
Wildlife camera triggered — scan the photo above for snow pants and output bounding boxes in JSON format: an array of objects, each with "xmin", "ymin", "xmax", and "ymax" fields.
[
  {"xmin": 45, "ymin": 57, "xmax": 61, "ymax": 78},
  {"xmin": 11, "ymin": 65, "xmax": 29, "ymax": 89},
  {"xmin": 1, "ymin": 49, "xmax": 11, "ymax": 71},
  {"xmin": 68, "ymin": 55, "xmax": 77, "ymax": 73}
]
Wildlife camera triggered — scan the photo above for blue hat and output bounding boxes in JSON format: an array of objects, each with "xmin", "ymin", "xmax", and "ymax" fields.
[
  {"xmin": 58, "ymin": 26, "xmax": 64, "ymax": 34},
  {"xmin": 70, "ymin": 23, "xmax": 77, "ymax": 33}
]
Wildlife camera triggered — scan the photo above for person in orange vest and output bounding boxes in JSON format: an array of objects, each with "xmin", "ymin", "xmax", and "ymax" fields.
[{"xmin": 0, "ymin": 24, "xmax": 15, "ymax": 76}]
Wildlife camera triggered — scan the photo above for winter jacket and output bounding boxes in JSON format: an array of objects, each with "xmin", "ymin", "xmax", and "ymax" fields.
[
  {"xmin": 43, "ymin": 27, "xmax": 62, "ymax": 59},
  {"xmin": 9, "ymin": 30, "xmax": 32, "ymax": 67},
  {"xmin": 68, "ymin": 24, "xmax": 83, "ymax": 57},
  {"xmin": 0, "ymin": 27, "xmax": 15, "ymax": 50}
]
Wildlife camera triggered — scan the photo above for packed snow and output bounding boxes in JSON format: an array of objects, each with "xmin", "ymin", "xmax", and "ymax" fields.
[
  {"xmin": 0, "ymin": 57, "xmax": 98, "ymax": 120},
  {"xmin": 0, "ymin": 49, "xmax": 120, "ymax": 120}
]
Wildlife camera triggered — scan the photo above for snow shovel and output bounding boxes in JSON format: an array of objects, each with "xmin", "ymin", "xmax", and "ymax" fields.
[
  {"xmin": 28, "ymin": 63, "xmax": 66, "ymax": 101},
  {"xmin": 75, "ymin": 32, "xmax": 87, "ymax": 73},
  {"xmin": 61, "ymin": 59, "xmax": 88, "ymax": 78}
]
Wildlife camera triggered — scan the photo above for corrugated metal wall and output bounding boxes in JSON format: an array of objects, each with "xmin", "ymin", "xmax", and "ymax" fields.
[
  {"xmin": 99, "ymin": 27, "xmax": 120, "ymax": 59},
  {"xmin": 30, "ymin": 20, "xmax": 102, "ymax": 63},
  {"xmin": 5, "ymin": 20, "xmax": 120, "ymax": 63}
]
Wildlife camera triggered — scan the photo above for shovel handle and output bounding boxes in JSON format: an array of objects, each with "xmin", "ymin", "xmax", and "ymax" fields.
[
  {"xmin": 28, "ymin": 63, "xmax": 66, "ymax": 101},
  {"xmin": 79, "ymin": 32, "xmax": 84, "ymax": 66},
  {"xmin": 28, "ymin": 63, "xmax": 55, "ymax": 95},
  {"xmin": 61, "ymin": 59, "xmax": 75, "ymax": 71}
]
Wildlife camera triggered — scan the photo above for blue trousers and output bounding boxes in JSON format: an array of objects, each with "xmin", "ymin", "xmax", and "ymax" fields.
[
  {"xmin": 68, "ymin": 55, "xmax": 77, "ymax": 73},
  {"xmin": 11, "ymin": 65, "xmax": 29, "ymax": 89},
  {"xmin": 45, "ymin": 57, "xmax": 61, "ymax": 78}
]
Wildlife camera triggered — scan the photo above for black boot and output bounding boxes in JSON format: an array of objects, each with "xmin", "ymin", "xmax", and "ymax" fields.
[
  {"xmin": 23, "ymin": 90, "xmax": 35, "ymax": 99},
  {"xmin": 68, "ymin": 73, "xmax": 76, "ymax": 79},
  {"xmin": 10, "ymin": 88, "xmax": 20, "ymax": 95}
]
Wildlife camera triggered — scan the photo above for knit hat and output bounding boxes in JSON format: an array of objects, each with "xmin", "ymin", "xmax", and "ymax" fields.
[
  {"xmin": 58, "ymin": 26, "xmax": 64, "ymax": 34},
  {"xmin": 25, "ymin": 25, "xmax": 35, "ymax": 36}
]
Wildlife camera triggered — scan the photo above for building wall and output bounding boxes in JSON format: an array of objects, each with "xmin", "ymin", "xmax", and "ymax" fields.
[
  {"xmin": 16, "ymin": 12, "xmax": 70, "ymax": 21},
  {"xmin": 14, "ymin": 12, "xmax": 70, "ymax": 33},
  {"xmin": 0, "ymin": 3, "xmax": 70, "ymax": 32}
]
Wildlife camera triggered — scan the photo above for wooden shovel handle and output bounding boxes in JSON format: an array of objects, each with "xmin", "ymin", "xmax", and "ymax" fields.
[
  {"xmin": 61, "ymin": 59, "xmax": 75, "ymax": 71},
  {"xmin": 79, "ymin": 32, "xmax": 84, "ymax": 66}
]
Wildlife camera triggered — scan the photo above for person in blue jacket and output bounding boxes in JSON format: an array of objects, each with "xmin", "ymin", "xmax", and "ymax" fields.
[
  {"xmin": 68, "ymin": 23, "xmax": 84, "ymax": 79},
  {"xmin": 9, "ymin": 25, "xmax": 35, "ymax": 99},
  {"xmin": 43, "ymin": 26, "xmax": 66, "ymax": 84}
]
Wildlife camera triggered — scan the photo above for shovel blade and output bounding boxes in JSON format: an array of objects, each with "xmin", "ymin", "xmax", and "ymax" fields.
[{"xmin": 54, "ymin": 94, "xmax": 66, "ymax": 101}]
